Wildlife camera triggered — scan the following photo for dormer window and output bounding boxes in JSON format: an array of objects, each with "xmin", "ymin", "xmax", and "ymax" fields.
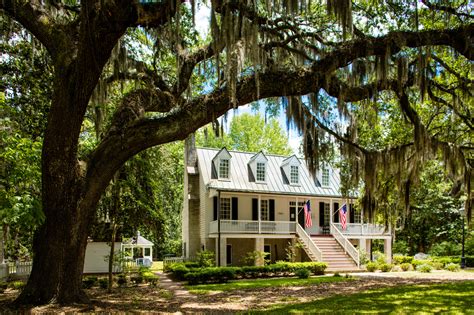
[
  {"xmin": 290, "ymin": 165, "xmax": 299, "ymax": 184},
  {"xmin": 322, "ymin": 167, "xmax": 330, "ymax": 187},
  {"xmin": 212, "ymin": 148, "xmax": 232, "ymax": 180},
  {"xmin": 219, "ymin": 159, "xmax": 229, "ymax": 179},
  {"xmin": 256, "ymin": 162, "xmax": 266, "ymax": 182}
]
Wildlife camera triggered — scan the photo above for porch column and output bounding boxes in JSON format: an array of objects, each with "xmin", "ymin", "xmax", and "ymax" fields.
[
  {"xmin": 255, "ymin": 238, "xmax": 264, "ymax": 266},
  {"xmin": 219, "ymin": 237, "xmax": 227, "ymax": 266},
  {"xmin": 359, "ymin": 238, "xmax": 367, "ymax": 262},
  {"xmin": 384, "ymin": 239, "xmax": 392, "ymax": 263}
]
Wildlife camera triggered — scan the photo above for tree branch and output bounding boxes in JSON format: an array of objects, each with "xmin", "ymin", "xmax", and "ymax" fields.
[{"xmin": 0, "ymin": 0, "xmax": 61, "ymax": 59}]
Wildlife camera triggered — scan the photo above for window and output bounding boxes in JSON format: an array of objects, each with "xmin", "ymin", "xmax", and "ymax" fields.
[
  {"xmin": 256, "ymin": 162, "xmax": 266, "ymax": 182},
  {"xmin": 260, "ymin": 200, "xmax": 269, "ymax": 221},
  {"xmin": 219, "ymin": 159, "xmax": 229, "ymax": 179},
  {"xmin": 290, "ymin": 165, "xmax": 299, "ymax": 184},
  {"xmin": 220, "ymin": 198, "xmax": 231, "ymax": 219},
  {"xmin": 322, "ymin": 167, "xmax": 330, "ymax": 186},
  {"xmin": 144, "ymin": 248, "xmax": 151, "ymax": 257}
]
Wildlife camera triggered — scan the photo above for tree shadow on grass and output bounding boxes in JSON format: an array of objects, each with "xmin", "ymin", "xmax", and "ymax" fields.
[{"xmin": 251, "ymin": 281, "xmax": 474, "ymax": 314}]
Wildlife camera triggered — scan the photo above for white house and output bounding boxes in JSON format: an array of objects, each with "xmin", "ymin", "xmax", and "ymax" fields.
[{"xmin": 182, "ymin": 136, "xmax": 392, "ymax": 271}]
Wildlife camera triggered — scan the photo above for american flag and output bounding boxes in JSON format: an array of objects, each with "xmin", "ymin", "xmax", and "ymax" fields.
[
  {"xmin": 339, "ymin": 204, "xmax": 348, "ymax": 230},
  {"xmin": 304, "ymin": 200, "xmax": 312, "ymax": 228}
]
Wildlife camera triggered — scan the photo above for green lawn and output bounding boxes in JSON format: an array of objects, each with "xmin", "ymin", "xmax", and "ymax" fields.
[
  {"xmin": 151, "ymin": 261, "xmax": 163, "ymax": 272},
  {"xmin": 251, "ymin": 281, "xmax": 474, "ymax": 314},
  {"xmin": 186, "ymin": 276, "xmax": 351, "ymax": 294}
]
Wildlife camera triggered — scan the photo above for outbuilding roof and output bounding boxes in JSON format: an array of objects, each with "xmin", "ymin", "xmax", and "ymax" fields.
[{"xmin": 196, "ymin": 147, "xmax": 342, "ymax": 197}]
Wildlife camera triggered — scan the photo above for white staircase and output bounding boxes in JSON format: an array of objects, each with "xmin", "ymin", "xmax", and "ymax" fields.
[{"xmin": 312, "ymin": 235, "xmax": 359, "ymax": 271}]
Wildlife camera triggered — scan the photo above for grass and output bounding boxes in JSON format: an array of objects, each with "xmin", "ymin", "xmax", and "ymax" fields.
[
  {"xmin": 151, "ymin": 261, "xmax": 163, "ymax": 272},
  {"xmin": 186, "ymin": 276, "xmax": 351, "ymax": 294},
  {"xmin": 250, "ymin": 281, "xmax": 474, "ymax": 314}
]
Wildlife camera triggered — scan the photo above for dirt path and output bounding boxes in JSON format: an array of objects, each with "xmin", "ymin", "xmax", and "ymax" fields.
[{"xmin": 1, "ymin": 271, "xmax": 472, "ymax": 313}]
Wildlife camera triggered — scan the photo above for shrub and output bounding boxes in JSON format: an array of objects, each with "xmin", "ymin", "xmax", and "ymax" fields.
[
  {"xmin": 10, "ymin": 281, "xmax": 25, "ymax": 290},
  {"xmin": 295, "ymin": 268, "xmax": 310, "ymax": 279},
  {"xmin": 392, "ymin": 240, "xmax": 409, "ymax": 255},
  {"xmin": 333, "ymin": 272, "xmax": 341, "ymax": 277},
  {"xmin": 168, "ymin": 263, "xmax": 190, "ymax": 280},
  {"xmin": 412, "ymin": 259, "xmax": 430, "ymax": 269},
  {"xmin": 196, "ymin": 250, "xmax": 215, "ymax": 267},
  {"xmin": 393, "ymin": 255, "xmax": 414, "ymax": 265},
  {"xmin": 82, "ymin": 276, "xmax": 97, "ymax": 289},
  {"xmin": 185, "ymin": 267, "xmax": 237, "ymax": 285},
  {"xmin": 98, "ymin": 278, "xmax": 108, "ymax": 289},
  {"xmin": 116, "ymin": 274, "xmax": 127, "ymax": 287},
  {"xmin": 429, "ymin": 261, "xmax": 443, "ymax": 270},
  {"xmin": 417, "ymin": 264, "xmax": 433, "ymax": 273},
  {"xmin": 431, "ymin": 256, "xmax": 454, "ymax": 267},
  {"xmin": 0, "ymin": 282, "xmax": 8, "ymax": 293},
  {"xmin": 183, "ymin": 261, "xmax": 200, "ymax": 269},
  {"xmin": 131, "ymin": 274, "xmax": 143, "ymax": 285},
  {"xmin": 391, "ymin": 265, "xmax": 402, "ymax": 272},
  {"xmin": 366, "ymin": 262, "xmax": 378, "ymax": 272},
  {"xmin": 445, "ymin": 263, "xmax": 460, "ymax": 272},
  {"xmin": 400, "ymin": 263, "xmax": 412, "ymax": 271},
  {"xmin": 379, "ymin": 263, "xmax": 392, "ymax": 272}
]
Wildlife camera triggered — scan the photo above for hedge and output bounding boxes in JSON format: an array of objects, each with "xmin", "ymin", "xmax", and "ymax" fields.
[{"xmin": 167, "ymin": 262, "xmax": 327, "ymax": 284}]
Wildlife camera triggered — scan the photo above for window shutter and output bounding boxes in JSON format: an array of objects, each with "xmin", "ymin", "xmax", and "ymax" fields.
[
  {"xmin": 333, "ymin": 202, "xmax": 339, "ymax": 223},
  {"xmin": 252, "ymin": 198, "xmax": 258, "ymax": 220},
  {"xmin": 319, "ymin": 202, "xmax": 325, "ymax": 226},
  {"xmin": 349, "ymin": 204, "xmax": 355, "ymax": 223},
  {"xmin": 232, "ymin": 197, "xmax": 238, "ymax": 220},
  {"xmin": 213, "ymin": 196, "xmax": 218, "ymax": 220},
  {"xmin": 269, "ymin": 199, "xmax": 275, "ymax": 221}
]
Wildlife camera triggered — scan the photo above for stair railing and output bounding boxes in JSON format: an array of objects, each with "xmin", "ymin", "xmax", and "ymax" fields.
[
  {"xmin": 296, "ymin": 224, "xmax": 323, "ymax": 261},
  {"xmin": 330, "ymin": 223, "xmax": 360, "ymax": 268}
]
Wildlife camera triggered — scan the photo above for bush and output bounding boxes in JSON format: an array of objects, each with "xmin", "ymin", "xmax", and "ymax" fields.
[
  {"xmin": 429, "ymin": 261, "xmax": 443, "ymax": 270},
  {"xmin": 295, "ymin": 268, "xmax": 310, "ymax": 279},
  {"xmin": 393, "ymin": 255, "xmax": 414, "ymax": 265},
  {"xmin": 131, "ymin": 274, "xmax": 143, "ymax": 285},
  {"xmin": 400, "ymin": 263, "xmax": 412, "ymax": 271},
  {"xmin": 379, "ymin": 263, "xmax": 392, "ymax": 272},
  {"xmin": 82, "ymin": 276, "xmax": 98, "ymax": 289},
  {"xmin": 185, "ymin": 267, "xmax": 237, "ymax": 285},
  {"xmin": 417, "ymin": 264, "xmax": 433, "ymax": 273},
  {"xmin": 391, "ymin": 265, "xmax": 402, "ymax": 272},
  {"xmin": 445, "ymin": 263, "xmax": 460, "ymax": 272},
  {"xmin": 366, "ymin": 262, "xmax": 378, "ymax": 272},
  {"xmin": 196, "ymin": 250, "xmax": 215, "ymax": 267},
  {"xmin": 431, "ymin": 256, "xmax": 454, "ymax": 267},
  {"xmin": 116, "ymin": 274, "xmax": 127, "ymax": 287},
  {"xmin": 0, "ymin": 282, "xmax": 8, "ymax": 293},
  {"xmin": 392, "ymin": 240, "xmax": 409, "ymax": 255},
  {"xmin": 412, "ymin": 259, "xmax": 430, "ymax": 269},
  {"xmin": 168, "ymin": 263, "xmax": 191, "ymax": 280},
  {"xmin": 10, "ymin": 281, "xmax": 25, "ymax": 290},
  {"xmin": 98, "ymin": 278, "xmax": 108, "ymax": 289}
]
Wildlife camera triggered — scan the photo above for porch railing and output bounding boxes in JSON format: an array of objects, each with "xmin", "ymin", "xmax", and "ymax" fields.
[
  {"xmin": 296, "ymin": 224, "xmax": 323, "ymax": 261},
  {"xmin": 332, "ymin": 223, "xmax": 390, "ymax": 236},
  {"xmin": 330, "ymin": 223, "xmax": 360, "ymax": 268},
  {"xmin": 209, "ymin": 220, "xmax": 296, "ymax": 234}
]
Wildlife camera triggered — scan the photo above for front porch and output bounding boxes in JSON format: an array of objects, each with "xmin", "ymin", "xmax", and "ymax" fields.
[{"xmin": 209, "ymin": 219, "xmax": 390, "ymax": 238}]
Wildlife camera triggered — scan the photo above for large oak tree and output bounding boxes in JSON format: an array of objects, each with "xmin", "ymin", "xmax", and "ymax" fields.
[{"xmin": 1, "ymin": 0, "xmax": 472, "ymax": 305}]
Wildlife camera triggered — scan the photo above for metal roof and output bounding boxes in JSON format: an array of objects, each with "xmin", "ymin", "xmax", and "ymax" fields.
[{"xmin": 196, "ymin": 148, "xmax": 343, "ymax": 197}]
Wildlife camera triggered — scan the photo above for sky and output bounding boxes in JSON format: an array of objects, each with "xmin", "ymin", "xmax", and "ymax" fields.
[{"xmin": 192, "ymin": 3, "xmax": 303, "ymax": 155}]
